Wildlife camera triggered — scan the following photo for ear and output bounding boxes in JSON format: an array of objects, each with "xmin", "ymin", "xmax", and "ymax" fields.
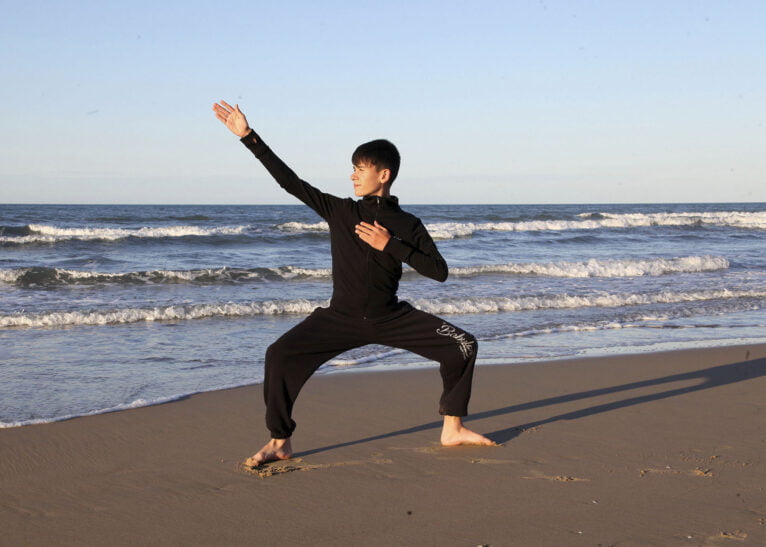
[{"xmin": 379, "ymin": 168, "xmax": 391, "ymax": 184}]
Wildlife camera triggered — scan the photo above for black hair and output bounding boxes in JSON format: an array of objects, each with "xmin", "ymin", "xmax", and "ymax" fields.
[{"xmin": 351, "ymin": 139, "xmax": 401, "ymax": 185}]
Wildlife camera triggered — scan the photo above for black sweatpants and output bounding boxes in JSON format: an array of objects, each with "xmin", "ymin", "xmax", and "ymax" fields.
[{"xmin": 263, "ymin": 303, "xmax": 478, "ymax": 439}]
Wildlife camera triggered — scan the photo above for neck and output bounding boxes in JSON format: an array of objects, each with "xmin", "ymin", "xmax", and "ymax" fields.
[{"xmin": 368, "ymin": 185, "xmax": 390, "ymax": 198}]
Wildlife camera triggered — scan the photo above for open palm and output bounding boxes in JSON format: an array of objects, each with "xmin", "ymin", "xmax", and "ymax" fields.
[{"xmin": 213, "ymin": 100, "xmax": 250, "ymax": 138}]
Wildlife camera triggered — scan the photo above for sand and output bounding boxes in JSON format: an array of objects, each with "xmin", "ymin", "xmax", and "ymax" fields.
[{"xmin": 2, "ymin": 344, "xmax": 766, "ymax": 546}]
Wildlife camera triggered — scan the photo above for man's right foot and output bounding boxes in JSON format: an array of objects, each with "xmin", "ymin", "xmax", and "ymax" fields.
[
  {"xmin": 243, "ymin": 438, "xmax": 293, "ymax": 467},
  {"xmin": 440, "ymin": 415, "xmax": 496, "ymax": 447}
]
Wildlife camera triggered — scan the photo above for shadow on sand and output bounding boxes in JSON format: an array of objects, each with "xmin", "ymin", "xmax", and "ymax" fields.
[{"xmin": 297, "ymin": 355, "xmax": 766, "ymax": 458}]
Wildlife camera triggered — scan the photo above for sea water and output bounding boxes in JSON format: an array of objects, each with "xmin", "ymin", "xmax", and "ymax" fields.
[{"xmin": 2, "ymin": 202, "xmax": 765, "ymax": 426}]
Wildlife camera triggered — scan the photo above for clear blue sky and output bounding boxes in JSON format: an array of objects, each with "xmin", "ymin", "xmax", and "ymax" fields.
[{"xmin": 1, "ymin": 0, "xmax": 763, "ymax": 204}]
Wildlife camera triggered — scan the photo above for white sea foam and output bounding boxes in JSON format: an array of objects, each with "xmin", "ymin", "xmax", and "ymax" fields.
[
  {"xmin": 577, "ymin": 210, "xmax": 766, "ymax": 230},
  {"xmin": 277, "ymin": 221, "xmax": 330, "ymax": 232},
  {"xmin": 0, "ymin": 256, "xmax": 723, "ymax": 286},
  {"xmin": 0, "ymin": 269, "xmax": 21, "ymax": 283},
  {"xmin": 0, "ymin": 299, "xmax": 329, "ymax": 328},
  {"xmin": 0, "ymin": 224, "xmax": 250, "ymax": 244},
  {"xmin": 271, "ymin": 266, "xmax": 332, "ymax": 279},
  {"xmin": 226, "ymin": 212, "xmax": 766, "ymax": 240},
  {"xmin": 0, "ymin": 380, "xmax": 264, "ymax": 428},
  {"xmin": 0, "ymin": 395, "xmax": 187, "ymax": 428},
  {"xmin": 449, "ymin": 256, "xmax": 729, "ymax": 278},
  {"xmin": 3, "ymin": 288, "xmax": 764, "ymax": 329},
  {"xmin": 425, "ymin": 210, "xmax": 766, "ymax": 238},
  {"xmin": 409, "ymin": 288, "xmax": 766, "ymax": 315}
]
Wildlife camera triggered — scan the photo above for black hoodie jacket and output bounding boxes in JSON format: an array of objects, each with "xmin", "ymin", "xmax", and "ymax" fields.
[{"xmin": 241, "ymin": 131, "xmax": 448, "ymax": 319}]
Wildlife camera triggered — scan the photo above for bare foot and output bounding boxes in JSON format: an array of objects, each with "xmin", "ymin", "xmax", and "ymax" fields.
[
  {"xmin": 440, "ymin": 416, "xmax": 496, "ymax": 447},
  {"xmin": 243, "ymin": 438, "xmax": 293, "ymax": 467}
]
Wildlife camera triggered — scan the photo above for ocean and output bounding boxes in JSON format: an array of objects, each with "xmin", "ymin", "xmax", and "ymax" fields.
[{"xmin": 2, "ymin": 202, "xmax": 765, "ymax": 427}]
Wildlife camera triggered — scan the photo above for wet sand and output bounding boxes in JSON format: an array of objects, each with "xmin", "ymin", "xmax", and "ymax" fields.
[{"xmin": 2, "ymin": 344, "xmax": 766, "ymax": 545}]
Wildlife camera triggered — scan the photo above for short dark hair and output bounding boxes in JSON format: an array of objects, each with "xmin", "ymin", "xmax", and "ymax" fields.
[{"xmin": 351, "ymin": 139, "xmax": 401, "ymax": 185}]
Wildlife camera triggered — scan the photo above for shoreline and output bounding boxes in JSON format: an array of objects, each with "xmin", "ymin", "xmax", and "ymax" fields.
[
  {"xmin": 2, "ymin": 343, "xmax": 766, "ymax": 545},
  {"xmin": 5, "ymin": 336, "xmax": 766, "ymax": 430}
]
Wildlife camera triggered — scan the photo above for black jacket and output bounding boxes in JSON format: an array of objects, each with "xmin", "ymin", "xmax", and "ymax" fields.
[{"xmin": 241, "ymin": 131, "xmax": 448, "ymax": 318}]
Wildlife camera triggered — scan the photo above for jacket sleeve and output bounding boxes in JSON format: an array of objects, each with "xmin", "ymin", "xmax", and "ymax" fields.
[
  {"xmin": 383, "ymin": 219, "xmax": 449, "ymax": 282},
  {"xmin": 240, "ymin": 130, "xmax": 340, "ymax": 220}
]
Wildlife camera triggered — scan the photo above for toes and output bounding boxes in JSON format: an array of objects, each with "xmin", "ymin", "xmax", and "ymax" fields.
[{"xmin": 244, "ymin": 455, "xmax": 264, "ymax": 468}]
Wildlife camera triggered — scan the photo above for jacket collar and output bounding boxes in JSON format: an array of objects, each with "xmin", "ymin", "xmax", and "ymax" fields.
[{"xmin": 361, "ymin": 195, "xmax": 399, "ymax": 208}]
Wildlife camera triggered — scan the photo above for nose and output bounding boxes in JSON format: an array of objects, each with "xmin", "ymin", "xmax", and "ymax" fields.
[{"xmin": 350, "ymin": 171, "xmax": 357, "ymax": 181}]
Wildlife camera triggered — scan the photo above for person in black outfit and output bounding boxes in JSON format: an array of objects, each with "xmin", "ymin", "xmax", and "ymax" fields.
[{"xmin": 213, "ymin": 101, "xmax": 494, "ymax": 466}]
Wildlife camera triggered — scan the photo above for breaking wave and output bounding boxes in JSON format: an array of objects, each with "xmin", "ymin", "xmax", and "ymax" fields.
[
  {"xmin": 0, "ymin": 224, "xmax": 250, "ymax": 245},
  {"xmin": 0, "ymin": 299, "xmax": 329, "ymax": 328},
  {"xmin": 449, "ymin": 255, "xmax": 729, "ymax": 278},
  {"xmin": 426, "ymin": 211, "xmax": 766, "ymax": 238},
  {"xmin": 3, "ymin": 288, "xmax": 763, "ymax": 329},
  {"xmin": 277, "ymin": 221, "xmax": 329, "ymax": 232},
  {"xmin": 0, "ymin": 256, "xmax": 728, "ymax": 287},
  {"xmin": 0, "ymin": 266, "xmax": 332, "ymax": 287},
  {"xmin": 5, "ymin": 211, "xmax": 763, "ymax": 246},
  {"xmin": 577, "ymin": 210, "xmax": 766, "ymax": 230},
  {"xmin": 410, "ymin": 289, "xmax": 766, "ymax": 315},
  {"xmin": 266, "ymin": 211, "xmax": 766, "ymax": 239}
]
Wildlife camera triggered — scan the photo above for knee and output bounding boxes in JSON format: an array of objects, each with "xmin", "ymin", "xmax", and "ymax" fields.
[
  {"xmin": 265, "ymin": 340, "xmax": 288, "ymax": 368},
  {"xmin": 453, "ymin": 331, "xmax": 477, "ymax": 363},
  {"xmin": 464, "ymin": 333, "xmax": 478, "ymax": 361}
]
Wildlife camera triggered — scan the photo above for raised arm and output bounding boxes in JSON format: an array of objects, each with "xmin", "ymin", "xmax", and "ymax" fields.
[{"xmin": 212, "ymin": 100, "xmax": 341, "ymax": 220}]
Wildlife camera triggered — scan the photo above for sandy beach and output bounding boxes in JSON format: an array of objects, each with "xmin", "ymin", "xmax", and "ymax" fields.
[{"xmin": 2, "ymin": 344, "xmax": 766, "ymax": 546}]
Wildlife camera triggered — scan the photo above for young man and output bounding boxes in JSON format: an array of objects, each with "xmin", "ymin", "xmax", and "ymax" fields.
[{"xmin": 213, "ymin": 101, "xmax": 494, "ymax": 466}]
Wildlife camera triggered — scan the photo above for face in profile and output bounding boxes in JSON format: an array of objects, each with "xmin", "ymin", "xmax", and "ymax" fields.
[{"xmin": 350, "ymin": 162, "xmax": 389, "ymax": 197}]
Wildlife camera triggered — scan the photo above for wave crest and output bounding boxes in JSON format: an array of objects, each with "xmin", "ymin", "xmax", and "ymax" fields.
[
  {"xmin": 0, "ymin": 256, "xmax": 726, "ymax": 287},
  {"xmin": 0, "ymin": 224, "xmax": 250, "ymax": 245},
  {"xmin": 450, "ymin": 256, "xmax": 729, "ymax": 278},
  {"xmin": 577, "ymin": 210, "xmax": 766, "ymax": 230},
  {"xmin": 277, "ymin": 221, "xmax": 329, "ymax": 232},
  {"xmin": 410, "ymin": 289, "xmax": 765, "ymax": 315},
  {"xmin": 0, "ymin": 299, "xmax": 329, "ymax": 328},
  {"xmin": 0, "ymin": 266, "xmax": 332, "ymax": 287},
  {"xmin": 425, "ymin": 211, "xmax": 766, "ymax": 238},
  {"xmin": 3, "ymin": 288, "xmax": 763, "ymax": 329}
]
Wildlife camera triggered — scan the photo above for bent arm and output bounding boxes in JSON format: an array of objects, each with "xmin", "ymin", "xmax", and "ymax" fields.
[{"xmin": 384, "ymin": 221, "xmax": 448, "ymax": 282}]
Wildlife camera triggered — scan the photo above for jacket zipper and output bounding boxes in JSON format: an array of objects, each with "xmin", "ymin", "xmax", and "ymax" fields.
[{"xmin": 363, "ymin": 197, "xmax": 382, "ymax": 320}]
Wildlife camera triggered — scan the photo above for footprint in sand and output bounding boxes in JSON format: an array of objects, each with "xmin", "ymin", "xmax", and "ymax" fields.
[
  {"xmin": 639, "ymin": 466, "xmax": 714, "ymax": 478},
  {"xmin": 522, "ymin": 469, "xmax": 588, "ymax": 482},
  {"xmin": 244, "ymin": 456, "xmax": 394, "ymax": 478},
  {"xmin": 469, "ymin": 458, "xmax": 515, "ymax": 465},
  {"xmin": 387, "ymin": 445, "xmax": 514, "ymax": 466},
  {"xmin": 703, "ymin": 530, "xmax": 747, "ymax": 543},
  {"xmin": 692, "ymin": 467, "xmax": 714, "ymax": 477}
]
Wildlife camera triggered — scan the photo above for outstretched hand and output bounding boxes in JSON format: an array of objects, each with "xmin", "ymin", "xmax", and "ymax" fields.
[
  {"xmin": 355, "ymin": 221, "xmax": 391, "ymax": 251},
  {"xmin": 213, "ymin": 100, "xmax": 251, "ymax": 138}
]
